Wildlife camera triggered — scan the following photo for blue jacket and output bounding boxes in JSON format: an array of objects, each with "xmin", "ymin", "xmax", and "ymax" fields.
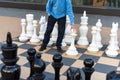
[{"xmin": 46, "ymin": 0, "xmax": 74, "ymax": 25}]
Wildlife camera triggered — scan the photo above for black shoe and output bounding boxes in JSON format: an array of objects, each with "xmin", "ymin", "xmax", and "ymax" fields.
[
  {"xmin": 39, "ymin": 45, "xmax": 46, "ymax": 51},
  {"xmin": 57, "ymin": 46, "xmax": 63, "ymax": 53}
]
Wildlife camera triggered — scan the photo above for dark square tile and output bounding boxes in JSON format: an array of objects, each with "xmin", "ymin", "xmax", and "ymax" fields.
[
  {"xmin": 62, "ymin": 57, "xmax": 76, "ymax": 66},
  {"xmin": 100, "ymin": 44, "xmax": 108, "ymax": 51},
  {"xmin": 44, "ymin": 72, "xmax": 54, "ymax": 80},
  {"xmin": 77, "ymin": 48, "xmax": 87, "ymax": 54},
  {"xmin": 79, "ymin": 54, "xmax": 100, "ymax": 62},
  {"xmin": 18, "ymin": 44, "xmax": 36, "ymax": 49},
  {"xmin": 94, "ymin": 63, "xmax": 117, "ymax": 73},
  {"xmin": 45, "ymin": 48, "xmax": 65, "ymax": 55}
]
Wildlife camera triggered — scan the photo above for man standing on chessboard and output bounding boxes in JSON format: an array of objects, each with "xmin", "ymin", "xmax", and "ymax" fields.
[{"xmin": 39, "ymin": 0, "xmax": 76, "ymax": 52}]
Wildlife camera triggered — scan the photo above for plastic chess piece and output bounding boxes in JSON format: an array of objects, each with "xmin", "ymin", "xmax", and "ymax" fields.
[
  {"xmin": 19, "ymin": 18, "xmax": 29, "ymax": 42},
  {"xmin": 95, "ymin": 19, "xmax": 103, "ymax": 49},
  {"xmin": 82, "ymin": 58, "xmax": 95, "ymax": 80},
  {"xmin": 27, "ymin": 48, "xmax": 36, "ymax": 79},
  {"xmin": 26, "ymin": 14, "xmax": 34, "ymax": 38},
  {"xmin": 52, "ymin": 54, "xmax": 63, "ymax": 80},
  {"xmin": 31, "ymin": 53, "xmax": 46, "ymax": 80},
  {"xmin": 77, "ymin": 11, "xmax": 89, "ymax": 46},
  {"xmin": 66, "ymin": 29, "xmax": 78, "ymax": 55},
  {"xmin": 39, "ymin": 16, "xmax": 47, "ymax": 40},
  {"xmin": 106, "ymin": 70, "xmax": 120, "ymax": 80},
  {"xmin": 30, "ymin": 20, "xmax": 40, "ymax": 43},
  {"xmin": 1, "ymin": 32, "xmax": 21, "ymax": 80},
  {"xmin": 87, "ymin": 26, "xmax": 99, "ymax": 52},
  {"xmin": 67, "ymin": 67, "xmax": 82, "ymax": 80}
]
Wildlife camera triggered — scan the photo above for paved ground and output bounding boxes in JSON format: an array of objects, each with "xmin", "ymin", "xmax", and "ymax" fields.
[{"xmin": 0, "ymin": 7, "xmax": 120, "ymax": 27}]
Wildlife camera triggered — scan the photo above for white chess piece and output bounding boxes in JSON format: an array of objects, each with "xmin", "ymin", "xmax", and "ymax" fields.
[
  {"xmin": 66, "ymin": 29, "xmax": 78, "ymax": 56},
  {"xmin": 106, "ymin": 29, "xmax": 118, "ymax": 57},
  {"xmin": 30, "ymin": 20, "xmax": 40, "ymax": 43},
  {"xmin": 95, "ymin": 19, "xmax": 103, "ymax": 49},
  {"xmin": 39, "ymin": 16, "xmax": 47, "ymax": 40},
  {"xmin": 77, "ymin": 11, "xmax": 89, "ymax": 46},
  {"xmin": 113, "ymin": 22, "xmax": 119, "ymax": 50},
  {"xmin": 64, "ymin": 15, "xmax": 72, "ymax": 44},
  {"xmin": 19, "ymin": 19, "xmax": 29, "ymax": 42},
  {"xmin": 107, "ymin": 22, "xmax": 119, "ymax": 51},
  {"xmin": 26, "ymin": 14, "xmax": 34, "ymax": 38},
  {"xmin": 87, "ymin": 26, "xmax": 99, "ymax": 52}
]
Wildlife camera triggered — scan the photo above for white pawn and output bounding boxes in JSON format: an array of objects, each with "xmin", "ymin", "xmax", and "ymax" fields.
[
  {"xmin": 87, "ymin": 26, "xmax": 99, "ymax": 52},
  {"xmin": 95, "ymin": 19, "xmax": 103, "ymax": 49},
  {"xmin": 26, "ymin": 14, "xmax": 34, "ymax": 38},
  {"xmin": 30, "ymin": 20, "xmax": 40, "ymax": 43},
  {"xmin": 66, "ymin": 29, "xmax": 78, "ymax": 56},
  {"xmin": 19, "ymin": 19, "xmax": 29, "ymax": 42},
  {"xmin": 77, "ymin": 11, "xmax": 89, "ymax": 46},
  {"xmin": 106, "ymin": 30, "xmax": 118, "ymax": 57},
  {"xmin": 39, "ymin": 16, "xmax": 47, "ymax": 40}
]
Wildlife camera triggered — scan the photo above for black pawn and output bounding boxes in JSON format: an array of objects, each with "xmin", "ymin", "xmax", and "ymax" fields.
[
  {"xmin": 1, "ymin": 32, "xmax": 21, "ymax": 80},
  {"xmin": 52, "ymin": 54, "xmax": 63, "ymax": 80},
  {"xmin": 106, "ymin": 70, "xmax": 120, "ymax": 80},
  {"xmin": 67, "ymin": 67, "xmax": 82, "ymax": 80},
  {"xmin": 27, "ymin": 48, "xmax": 36, "ymax": 79},
  {"xmin": 31, "ymin": 53, "xmax": 46, "ymax": 80},
  {"xmin": 82, "ymin": 58, "xmax": 95, "ymax": 80}
]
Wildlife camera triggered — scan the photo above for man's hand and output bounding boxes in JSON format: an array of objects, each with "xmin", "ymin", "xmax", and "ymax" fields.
[{"xmin": 71, "ymin": 25, "xmax": 77, "ymax": 33}]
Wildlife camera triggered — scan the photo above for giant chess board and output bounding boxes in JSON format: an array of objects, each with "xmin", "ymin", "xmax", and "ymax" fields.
[{"xmin": 0, "ymin": 37, "xmax": 120, "ymax": 80}]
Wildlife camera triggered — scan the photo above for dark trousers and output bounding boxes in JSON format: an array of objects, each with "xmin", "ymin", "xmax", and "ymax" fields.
[{"xmin": 41, "ymin": 15, "xmax": 66, "ymax": 47}]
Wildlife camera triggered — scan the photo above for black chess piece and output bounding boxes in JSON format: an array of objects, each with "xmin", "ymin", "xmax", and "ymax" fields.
[
  {"xmin": 67, "ymin": 67, "xmax": 82, "ymax": 80},
  {"xmin": 31, "ymin": 52, "xmax": 46, "ymax": 80},
  {"xmin": 27, "ymin": 48, "xmax": 36, "ymax": 79},
  {"xmin": 1, "ymin": 32, "xmax": 21, "ymax": 80},
  {"xmin": 106, "ymin": 70, "xmax": 120, "ymax": 80},
  {"xmin": 52, "ymin": 54, "xmax": 63, "ymax": 80},
  {"xmin": 82, "ymin": 58, "xmax": 95, "ymax": 80}
]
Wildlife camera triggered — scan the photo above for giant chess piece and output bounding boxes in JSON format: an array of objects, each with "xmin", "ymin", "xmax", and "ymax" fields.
[
  {"xmin": 87, "ymin": 26, "xmax": 99, "ymax": 52},
  {"xmin": 66, "ymin": 29, "xmax": 78, "ymax": 56},
  {"xmin": 95, "ymin": 19, "xmax": 103, "ymax": 49},
  {"xmin": 67, "ymin": 67, "xmax": 82, "ymax": 80},
  {"xmin": 27, "ymin": 48, "xmax": 36, "ymax": 79},
  {"xmin": 26, "ymin": 14, "xmax": 34, "ymax": 38},
  {"xmin": 19, "ymin": 18, "xmax": 29, "ymax": 42},
  {"xmin": 106, "ymin": 70, "xmax": 120, "ymax": 80},
  {"xmin": 109, "ymin": 22, "xmax": 119, "ymax": 51},
  {"xmin": 82, "ymin": 58, "xmax": 95, "ymax": 80},
  {"xmin": 64, "ymin": 15, "xmax": 72, "ymax": 44},
  {"xmin": 52, "ymin": 54, "xmax": 63, "ymax": 80},
  {"xmin": 105, "ymin": 25, "xmax": 118, "ymax": 57},
  {"xmin": 77, "ymin": 11, "xmax": 89, "ymax": 46},
  {"xmin": 39, "ymin": 16, "xmax": 47, "ymax": 40},
  {"xmin": 1, "ymin": 32, "xmax": 21, "ymax": 80},
  {"xmin": 30, "ymin": 20, "xmax": 40, "ymax": 43},
  {"xmin": 27, "ymin": 48, "xmax": 46, "ymax": 80},
  {"xmin": 31, "ymin": 53, "xmax": 46, "ymax": 80}
]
